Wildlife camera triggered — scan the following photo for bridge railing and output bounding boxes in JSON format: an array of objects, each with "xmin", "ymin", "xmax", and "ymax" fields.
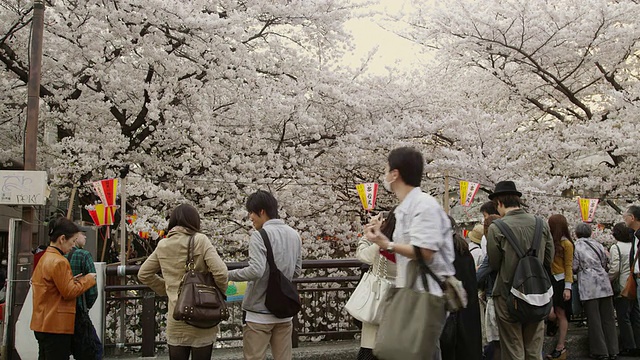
[{"xmin": 103, "ymin": 259, "xmax": 364, "ymax": 357}]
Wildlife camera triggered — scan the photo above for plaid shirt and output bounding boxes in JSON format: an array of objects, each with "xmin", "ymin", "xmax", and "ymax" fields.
[{"xmin": 66, "ymin": 246, "xmax": 98, "ymax": 310}]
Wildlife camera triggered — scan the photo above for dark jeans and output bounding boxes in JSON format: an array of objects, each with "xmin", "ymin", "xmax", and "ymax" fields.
[
  {"xmin": 615, "ymin": 296, "xmax": 640, "ymax": 351},
  {"xmin": 34, "ymin": 331, "xmax": 72, "ymax": 360},
  {"xmin": 168, "ymin": 344, "xmax": 213, "ymax": 360}
]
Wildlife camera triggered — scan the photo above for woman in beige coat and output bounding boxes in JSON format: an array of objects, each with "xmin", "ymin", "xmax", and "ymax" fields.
[
  {"xmin": 139, "ymin": 204, "xmax": 228, "ymax": 360},
  {"xmin": 355, "ymin": 210, "xmax": 397, "ymax": 360}
]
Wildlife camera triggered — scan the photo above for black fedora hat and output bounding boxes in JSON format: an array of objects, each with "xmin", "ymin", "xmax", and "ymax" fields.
[{"xmin": 488, "ymin": 181, "xmax": 522, "ymax": 200}]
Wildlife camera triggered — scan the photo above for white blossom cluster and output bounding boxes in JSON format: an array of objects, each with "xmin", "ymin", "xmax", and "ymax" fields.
[{"xmin": 1, "ymin": 0, "xmax": 639, "ymax": 261}]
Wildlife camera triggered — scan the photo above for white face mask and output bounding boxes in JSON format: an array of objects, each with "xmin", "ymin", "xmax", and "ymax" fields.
[{"xmin": 382, "ymin": 172, "xmax": 395, "ymax": 192}]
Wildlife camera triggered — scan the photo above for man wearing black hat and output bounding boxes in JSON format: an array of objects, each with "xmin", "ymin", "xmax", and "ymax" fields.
[{"xmin": 486, "ymin": 181, "xmax": 554, "ymax": 360}]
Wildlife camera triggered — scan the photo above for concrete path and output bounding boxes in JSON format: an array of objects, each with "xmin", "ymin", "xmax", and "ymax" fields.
[{"xmin": 106, "ymin": 324, "xmax": 619, "ymax": 359}]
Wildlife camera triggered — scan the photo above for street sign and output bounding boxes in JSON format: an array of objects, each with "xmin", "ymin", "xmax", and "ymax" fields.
[{"xmin": 0, "ymin": 171, "xmax": 48, "ymax": 205}]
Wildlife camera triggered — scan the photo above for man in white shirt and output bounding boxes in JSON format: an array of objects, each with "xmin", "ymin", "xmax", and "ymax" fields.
[{"xmin": 365, "ymin": 147, "xmax": 455, "ymax": 360}]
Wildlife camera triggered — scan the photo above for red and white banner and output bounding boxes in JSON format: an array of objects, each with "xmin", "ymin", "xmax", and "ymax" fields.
[
  {"xmin": 460, "ymin": 181, "xmax": 480, "ymax": 207},
  {"xmin": 356, "ymin": 183, "xmax": 379, "ymax": 211},
  {"xmin": 92, "ymin": 178, "xmax": 118, "ymax": 207},
  {"xmin": 578, "ymin": 198, "xmax": 599, "ymax": 223}
]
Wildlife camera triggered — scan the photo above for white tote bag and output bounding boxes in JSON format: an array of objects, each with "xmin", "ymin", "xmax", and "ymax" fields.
[{"xmin": 345, "ymin": 255, "xmax": 393, "ymax": 325}]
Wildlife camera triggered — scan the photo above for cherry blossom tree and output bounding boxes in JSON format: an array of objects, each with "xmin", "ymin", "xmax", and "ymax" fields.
[
  {"xmin": 1, "ymin": 0, "xmax": 389, "ymax": 258},
  {"xmin": 383, "ymin": 0, "xmax": 640, "ymax": 224}
]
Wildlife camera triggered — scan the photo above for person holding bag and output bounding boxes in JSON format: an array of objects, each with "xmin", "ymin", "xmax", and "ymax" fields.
[
  {"xmin": 138, "ymin": 204, "xmax": 228, "ymax": 360},
  {"xmin": 365, "ymin": 147, "xmax": 457, "ymax": 360},
  {"xmin": 350, "ymin": 210, "xmax": 397, "ymax": 360}
]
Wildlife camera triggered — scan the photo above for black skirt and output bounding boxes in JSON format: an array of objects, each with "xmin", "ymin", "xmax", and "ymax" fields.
[{"xmin": 552, "ymin": 276, "xmax": 573, "ymax": 317}]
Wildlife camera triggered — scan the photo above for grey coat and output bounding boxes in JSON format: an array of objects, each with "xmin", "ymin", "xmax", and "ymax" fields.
[
  {"xmin": 228, "ymin": 219, "xmax": 302, "ymax": 314},
  {"xmin": 573, "ymin": 238, "xmax": 613, "ymax": 301}
]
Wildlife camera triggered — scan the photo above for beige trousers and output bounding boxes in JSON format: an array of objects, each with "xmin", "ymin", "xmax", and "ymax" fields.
[
  {"xmin": 243, "ymin": 321, "xmax": 293, "ymax": 360},
  {"xmin": 494, "ymin": 296, "xmax": 544, "ymax": 360}
]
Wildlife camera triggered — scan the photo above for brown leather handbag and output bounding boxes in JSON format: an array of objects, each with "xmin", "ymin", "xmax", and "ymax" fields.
[
  {"xmin": 173, "ymin": 234, "xmax": 229, "ymax": 328},
  {"xmin": 621, "ymin": 251, "xmax": 640, "ymax": 300}
]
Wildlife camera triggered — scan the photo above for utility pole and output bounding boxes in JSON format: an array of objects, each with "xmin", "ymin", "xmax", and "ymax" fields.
[{"xmin": 13, "ymin": 1, "xmax": 45, "ymax": 359}]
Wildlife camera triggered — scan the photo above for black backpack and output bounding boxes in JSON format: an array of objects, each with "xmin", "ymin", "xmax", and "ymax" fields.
[
  {"xmin": 258, "ymin": 229, "xmax": 301, "ymax": 318},
  {"xmin": 493, "ymin": 217, "xmax": 553, "ymax": 324}
]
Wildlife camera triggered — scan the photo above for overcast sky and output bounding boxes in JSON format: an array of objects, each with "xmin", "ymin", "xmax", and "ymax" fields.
[{"xmin": 341, "ymin": 0, "xmax": 426, "ymax": 75}]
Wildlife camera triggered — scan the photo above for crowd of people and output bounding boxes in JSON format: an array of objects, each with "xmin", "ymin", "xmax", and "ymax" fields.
[
  {"xmin": 26, "ymin": 145, "xmax": 640, "ymax": 360},
  {"xmin": 353, "ymin": 147, "xmax": 640, "ymax": 360}
]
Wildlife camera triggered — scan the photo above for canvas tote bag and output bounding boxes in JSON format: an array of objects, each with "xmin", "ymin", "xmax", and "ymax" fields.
[{"xmin": 373, "ymin": 247, "xmax": 446, "ymax": 360}]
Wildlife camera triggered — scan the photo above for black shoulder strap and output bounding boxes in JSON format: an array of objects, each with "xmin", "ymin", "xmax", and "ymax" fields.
[
  {"xmin": 413, "ymin": 246, "xmax": 446, "ymax": 291},
  {"xmin": 494, "ymin": 217, "xmax": 543, "ymax": 259},
  {"xmin": 531, "ymin": 217, "xmax": 543, "ymax": 255},
  {"xmin": 493, "ymin": 219, "xmax": 526, "ymax": 258},
  {"xmin": 259, "ymin": 229, "xmax": 278, "ymax": 272}
]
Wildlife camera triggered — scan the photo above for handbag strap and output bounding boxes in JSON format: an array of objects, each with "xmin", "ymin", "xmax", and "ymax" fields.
[
  {"xmin": 185, "ymin": 234, "xmax": 196, "ymax": 270},
  {"xmin": 616, "ymin": 244, "xmax": 622, "ymax": 276},
  {"xmin": 413, "ymin": 246, "xmax": 446, "ymax": 291},
  {"xmin": 258, "ymin": 229, "xmax": 279, "ymax": 273},
  {"xmin": 584, "ymin": 240, "xmax": 605, "ymax": 267}
]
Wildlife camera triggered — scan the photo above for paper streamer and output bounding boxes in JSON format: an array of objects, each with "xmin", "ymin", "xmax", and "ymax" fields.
[
  {"xmin": 460, "ymin": 181, "xmax": 480, "ymax": 207},
  {"xmin": 356, "ymin": 183, "xmax": 379, "ymax": 211},
  {"xmin": 578, "ymin": 198, "xmax": 599, "ymax": 223},
  {"xmin": 92, "ymin": 178, "xmax": 118, "ymax": 207}
]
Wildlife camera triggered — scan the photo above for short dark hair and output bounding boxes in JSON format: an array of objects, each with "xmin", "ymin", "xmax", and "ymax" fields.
[
  {"xmin": 168, "ymin": 204, "xmax": 201, "ymax": 233},
  {"xmin": 246, "ymin": 190, "xmax": 279, "ymax": 219},
  {"xmin": 480, "ymin": 201, "xmax": 499, "ymax": 216},
  {"xmin": 48, "ymin": 217, "xmax": 80, "ymax": 242},
  {"xmin": 575, "ymin": 223, "xmax": 592, "ymax": 239},
  {"xmin": 492, "ymin": 194, "xmax": 521, "ymax": 209},
  {"xmin": 627, "ymin": 205, "xmax": 640, "ymax": 221},
  {"xmin": 387, "ymin": 147, "xmax": 424, "ymax": 187},
  {"xmin": 613, "ymin": 222, "xmax": 631, "ymax": 243}
]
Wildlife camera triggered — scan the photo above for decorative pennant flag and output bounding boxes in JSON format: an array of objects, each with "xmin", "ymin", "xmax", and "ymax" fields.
[
  {"xmin": 126, "ymin": 214, "xmax": 138, "ymax": 225},
  {"xmin": 86, "ymin": 203, "xmax": 117, "ymax": 226},
  {"xmin": 463, "ymin": 229, "xmax": 469, "ymax": 238},
  {"xmin": 460, "ymin": 181, "xmax": 480, "ymax": 207},
  {"xmin": 578, "ymin": 198, "xmax": 599, "ymax": 223},
  {"xmin": 93, "ymin": 178, "xmax": 118, "ymax": 207},
  {"xmin": 356, "ymin": 183, "xmax": 379, "ymax": 211}
]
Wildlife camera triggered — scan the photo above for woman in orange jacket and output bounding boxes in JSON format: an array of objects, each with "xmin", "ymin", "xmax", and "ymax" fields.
[{"xmin": 30, "ymin": 217, "xmax": 97, "ymax": 359}]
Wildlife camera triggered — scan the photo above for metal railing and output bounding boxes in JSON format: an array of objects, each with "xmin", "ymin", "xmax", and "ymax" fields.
[{"xmin": 103, "ymin": 259, "xmax": 364, "ymax": 357}]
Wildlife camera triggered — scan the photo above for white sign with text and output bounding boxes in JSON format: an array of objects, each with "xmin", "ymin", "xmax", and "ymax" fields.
[{"xmin": 0, "ymin": 170, "xmax": 48, "ymax": 205}]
